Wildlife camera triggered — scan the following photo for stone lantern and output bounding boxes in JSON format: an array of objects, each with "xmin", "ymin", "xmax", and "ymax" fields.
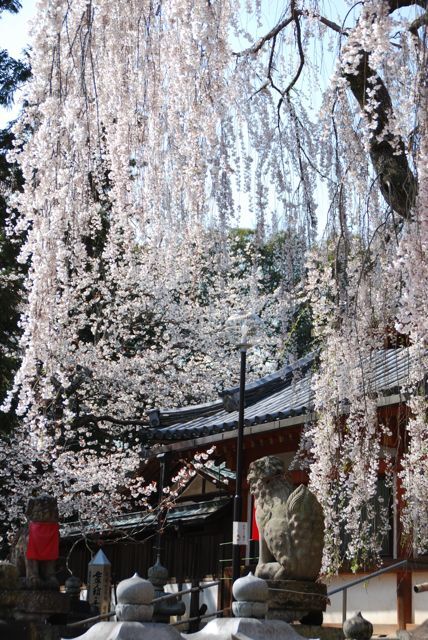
[
  {"xmin": 115, "ymin": 573, "xmax": 154, "ymax": 622},
  {"xmin": 232, "ymin": 572, "xmax": 269, "ymax": 618}
]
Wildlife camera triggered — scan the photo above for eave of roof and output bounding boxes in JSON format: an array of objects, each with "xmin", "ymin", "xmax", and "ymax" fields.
[
  {"xmin": 148, "ymin": 399, "xmax": 224, "ymax": 428},
  {"xmin": 62, "ymin": 496, "xmax": 232, "ymax": 539},
  {"xmin": 147, "ymin": 352, "xmax": 318, "ymax": 429},
  {"xmin": 145, "ymin": 348, "xmax": 413, "ymax": 449}
]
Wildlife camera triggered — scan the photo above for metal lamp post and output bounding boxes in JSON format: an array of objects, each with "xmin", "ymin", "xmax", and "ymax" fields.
[
  {"xmin": 154, "ymin": 452, "xmax": 167, "ymax": 565},
  {"xmin": 227, "ymin": 313, "xmax": 259, "ymax": 586},
  {"xmin": 231, "ymin": 336, "xmax": 249, "ymax": 585}
]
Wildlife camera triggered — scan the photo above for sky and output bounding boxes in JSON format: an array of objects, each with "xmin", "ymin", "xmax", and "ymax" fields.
[{"xmin": 0, "ymin": 0, "xmax": 37, "ymax": 127}]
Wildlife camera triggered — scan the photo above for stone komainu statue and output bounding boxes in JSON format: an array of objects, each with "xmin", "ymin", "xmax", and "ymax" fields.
[
  {"xmin": 248, "ymin": 456, "xmax": 324, "ymax": 581},
  {"xmin": 11, "ymin": 495, "xmax": 60, "ymax": 589}
]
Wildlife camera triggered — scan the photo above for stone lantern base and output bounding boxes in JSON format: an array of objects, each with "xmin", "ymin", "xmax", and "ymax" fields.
[
  {"xmin": 61, "ymin": 620, "xmax": 183, "ymax": 639},
  {"xmin": 0, "ymin": 588, "xmax": 69, "ymax": 623}
]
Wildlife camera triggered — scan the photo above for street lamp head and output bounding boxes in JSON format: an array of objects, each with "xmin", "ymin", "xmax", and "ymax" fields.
[{"xmin": 226, "ymin": 312, "xmax": 262, "ymax": 348}]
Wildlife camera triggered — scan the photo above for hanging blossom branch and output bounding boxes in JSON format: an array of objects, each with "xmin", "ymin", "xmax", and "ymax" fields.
[
  {"xmin": 284, "ymin": 6, "xmax": 305, "ymax": 96},
  {"xmin": 341, "ymin": 0, "xmax": 425, "ymax": 220},
  {"xmin": 409, "ymin": 11, "xmax": 428, "ymax": 37},
  {"xmin": 395, "ymin": 77, "xmax": 428, "ymax": 552},
  {"xmin": 301, "ymin": 0, "xmax": 424, "ymax": 572},
  {"xmin": 1, "ymin": 0, "xmax": 308, "ymax": 546}
]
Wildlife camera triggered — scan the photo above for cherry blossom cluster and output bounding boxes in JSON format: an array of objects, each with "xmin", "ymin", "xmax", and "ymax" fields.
[
  {"xmin": 306, "ymin": 0, "xmax": 426, "ymax": 572},
  {"xmin": 2, "ymin": 0, "xmax": 427, "ymax": 571},
  {"xmin": 395, "ymin": 104, "xmax": 428, "ymax": 555}
]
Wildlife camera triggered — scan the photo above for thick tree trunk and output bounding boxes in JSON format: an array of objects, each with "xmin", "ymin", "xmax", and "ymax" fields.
[{"xmin": 345, "ymin": 51, "xmax": 418, "ymax": 219}]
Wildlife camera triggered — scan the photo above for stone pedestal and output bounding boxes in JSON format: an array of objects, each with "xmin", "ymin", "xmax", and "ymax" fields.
[
  {"xmin": 62, "ymin": 620, "xmax": 183, "ymax": 639},
  {"xmin": 115, "ymin": 573, "xmax": 154, "ymax": 622},
  {"xmin": 0, "ymin": 561, "xmax": 20, "ymax": 590},
  {"xmin": 65, "ymin": 575, "xmax": 92, "ymax": 625},
  {"xmin": 266, "ymin": 579, "xmax": 327, "ymax": 624},
  {"xmin": 0, "ymin": 588, "xmax": 19, "ymax": 619},
  {"xmin": 0, "ymin": 620, "xmax": 69, "ymax": 640},
  {"xmin": 292, "ymin": 624, "xmax": 345, "ymax": 640},
  {"xmin": 184, "ymin": 617, "xmax": 307, "ymax": 640},
  {"xmin": 0, "ymin": 588, "xmax": 69, "ymax": 623}
]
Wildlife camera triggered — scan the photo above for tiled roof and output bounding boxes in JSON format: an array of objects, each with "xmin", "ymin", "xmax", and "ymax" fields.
[
  {"xmin": 113, "ymin": 496, "xmax": 232, "ymax": 529},
  {"xmin": 202, "ymin": 461, "xmax": 236, "ymax": 484},
  {"xmin": 147, "ymin": 399, "xmax": 224, "ymax": 428},
  {"xmin": 62, "ymin": 496, "xmax": 232, "ymax": 537},
  {"xmin": 148, "ymin": 348, "xmax": 413, "ymax": 443},
  {"xmin": 219, "ymin": 350, "xmax": 316, "ymax": 411}
]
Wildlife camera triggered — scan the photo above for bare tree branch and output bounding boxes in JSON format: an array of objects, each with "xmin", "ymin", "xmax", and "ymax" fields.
[
  {"xmin": 315, "ymin": 12, "xmax": 350, "ymax": 34},
  {"xmin": 234, "ymin": 11, "xmax": 347, "ymax": 57},
  {"xmin": 267, "ymin": 34, "xmax": 283, "ymax": 96},
  {"xmin": 237, "ymin": 0, "xmax": 425, "ymax": 56},
  {"xmin": 283, "ymin": 8, "xmax": 305, "ymax": 96},
  {"xmin": 235, "ymin": 16, "xmax": 294, "ymax": 56},
  {"xmin": 236, "ymin": 1, "xmax": 420, "ymax": 219}
]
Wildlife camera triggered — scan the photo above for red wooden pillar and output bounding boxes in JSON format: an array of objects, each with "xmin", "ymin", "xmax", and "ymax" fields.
[
  {"xmin": 397, "ymin": 569, "xmax": 412, "ymax": 630},
  {"xmin": 394, "ymin": 403, "xmax": 412, "ymax": 630}
]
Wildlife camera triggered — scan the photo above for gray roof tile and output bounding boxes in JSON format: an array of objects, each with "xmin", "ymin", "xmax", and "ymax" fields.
[{"xmin": 149, "ymin": 348, "xmax": 414, "ymax": 443}]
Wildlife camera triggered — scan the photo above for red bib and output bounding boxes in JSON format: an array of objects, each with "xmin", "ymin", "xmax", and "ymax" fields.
[{"xmin": 26, "ymin": 522, "xmax": 59, "ymax": 560}]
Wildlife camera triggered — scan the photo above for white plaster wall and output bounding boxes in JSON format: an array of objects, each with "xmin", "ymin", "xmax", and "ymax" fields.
[
  {"xmin": 165, "ymin": 574, "xmax": 428, "ymax": 626},
  {"xmin": 198, "ymin": 582, "xmax": 219, "ymax": 621},
  {"xmin": 165, "ymin": 581, "xmax": 192, "ymax": 621},
  {"xmin": 165, "ymin": 581, "xmax": 219, "ymax": 623},
  {"xmin": 412, "ymin": 572, "xmax": 428, "ymax": 625},
  {"xmin": 324, "ymin": 574, "xmax": 397, "ymax": 625}
]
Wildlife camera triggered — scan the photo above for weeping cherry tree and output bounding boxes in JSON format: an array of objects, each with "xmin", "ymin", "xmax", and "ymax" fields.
[{"xmin": 1, "ymin": 0, "xmax": 427, "ymax": 570}]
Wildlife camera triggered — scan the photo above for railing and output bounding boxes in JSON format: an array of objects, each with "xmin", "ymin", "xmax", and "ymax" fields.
[
  {"xmin": 327, "ymin": 559, "xmax": 408, "ymax": 623},
  {"xmin": 68, "ymin": 611, "xmax": 115, "ymax": 628},
  {"xmin": 152, "ymin": 580, "xmax": 220, "ymax": 605},
  {"xmin": 68, "ymin": 579, "xmax": 222, "ymax": 629},
  {"xmin": 68, "ymin": 559, "xmax": 416, "ymax": 629},
  {"xmin": 219, "ymin": 539, "xmax": 259, "ymax": 567},
  {"xmin": 170, "ymin": 608, "xmax": 225, "ymax": 627}
]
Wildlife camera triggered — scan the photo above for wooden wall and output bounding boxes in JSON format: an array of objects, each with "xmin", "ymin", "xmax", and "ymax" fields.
[{"xmin": 59, "ymin": 504, "xmax": 232, "ymax": 587}]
